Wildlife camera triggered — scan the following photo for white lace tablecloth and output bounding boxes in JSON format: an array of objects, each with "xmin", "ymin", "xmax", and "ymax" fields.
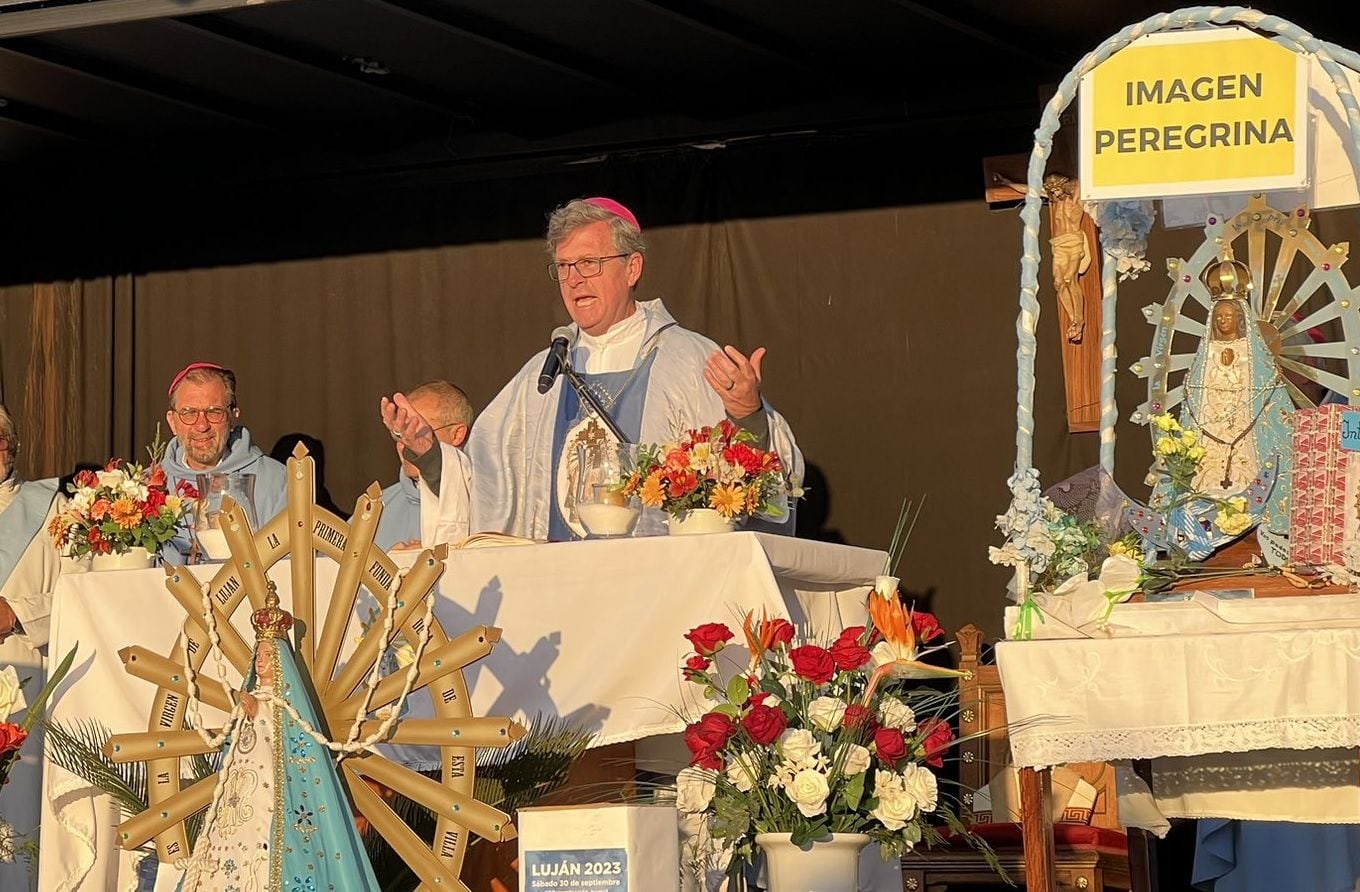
[
  {"xmin": 996, "ymin": 595, "xmax": 1360, "ymax": 824},
  {"xmin": 37, "ymin": 532, "xmax": 884, "ymax": 892}
]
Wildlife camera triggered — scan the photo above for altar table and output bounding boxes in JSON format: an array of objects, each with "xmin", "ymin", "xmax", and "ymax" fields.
[
  {"xmin": 37, "ymin": 532, "xmax": 885, "ymax": 891},
  {"xmin": 995, "ymin": 595, "xmax": 1360, "ymax": 892}
]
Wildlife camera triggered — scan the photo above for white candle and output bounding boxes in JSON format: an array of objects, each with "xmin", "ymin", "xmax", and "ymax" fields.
[{"xmin": 578, "ymin": 503, "xmax": 641, "ymax": 537}]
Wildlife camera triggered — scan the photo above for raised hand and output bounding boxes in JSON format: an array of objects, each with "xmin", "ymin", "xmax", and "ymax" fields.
[
  {"xmin": 704, "ymin": 345, "xmax": 766, "ymax": 419},
  {"xmin": 380, "ymin": 393, "xmax": 436, "ymax": 458}
]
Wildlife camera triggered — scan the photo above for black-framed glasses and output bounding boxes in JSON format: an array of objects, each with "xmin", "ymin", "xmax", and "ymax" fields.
[
  {"xmin": 175, "ymin": 406, "xmax": 232, "ymax": 424},
  {"xmin": 547, "ymin": 253, "xmax": 630, "ymax": 281}
]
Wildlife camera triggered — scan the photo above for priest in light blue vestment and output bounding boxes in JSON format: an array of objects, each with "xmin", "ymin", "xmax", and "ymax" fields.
[
  {"xmin": 0, "ymin": 404, "xmax": 65, "ymax": 891},
  {"xmin": 377, "ymin": 380, "xmax": 474, "ymax": 550},
  {"xmin": 160, "ymin": 363, "xmax": 287, "ymax": 562}
]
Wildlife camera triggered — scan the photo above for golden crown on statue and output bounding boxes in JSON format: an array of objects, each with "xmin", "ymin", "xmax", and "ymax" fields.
[
  {"xmin": 1202, "ymin": 246, "xmax": 1254, "ymax": 300},
  {"xmin": 250, "ymin": 584, "xmax": 294, "ymax": 639}
]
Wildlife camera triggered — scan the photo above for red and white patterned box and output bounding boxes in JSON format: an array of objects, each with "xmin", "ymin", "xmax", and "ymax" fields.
[{"xmin": 1290, "ymin": 404, "xmax": 1360, "ymax": 566}]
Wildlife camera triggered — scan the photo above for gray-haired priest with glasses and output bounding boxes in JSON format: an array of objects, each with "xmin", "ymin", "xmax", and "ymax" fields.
[
  {"xmin": 466, "ymin": 196, "xmax": 803, "ymax": 540},
  {"xmin": 161, "ymin": 361, "xmax": 288, "ymax": 561}
]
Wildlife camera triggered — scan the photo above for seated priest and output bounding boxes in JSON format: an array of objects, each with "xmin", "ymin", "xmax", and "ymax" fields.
[
  {"xmin": 467, "ymin": 197, "xmax": 803, "ymax": 539},
  {"xmin": 375, "ymin": 379, "xmax": 474, "ymax": 550},
  {"xmin": 0, "ymin": 404, "xmax": 64, "ymax": 890},
  {"xmin": 162, "ymin": 362, "xmax": 287, "ymax": 561}
]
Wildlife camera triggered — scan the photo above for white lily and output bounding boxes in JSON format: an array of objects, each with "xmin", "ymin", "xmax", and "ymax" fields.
[{"xmin": 1035, "ymin": 554, "xmax": 1141, "ymax": 630}]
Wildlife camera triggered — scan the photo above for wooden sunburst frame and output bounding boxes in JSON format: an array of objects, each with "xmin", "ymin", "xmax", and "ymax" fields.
[{"xmin": 104, "ymin": 443, "xmax": 520, "ymax": 889}]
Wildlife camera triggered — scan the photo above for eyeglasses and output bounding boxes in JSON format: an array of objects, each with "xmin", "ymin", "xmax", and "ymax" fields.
[
  {"xmin": 430, "ymin": 421, "xmax": 462, "ymax": 433},
  {"xmin": 547, "ymin": 254, "xmax": 630, "ymax": 281},
  {"xmin": 174, "ymin": 406, "xmax": 233, "ymax": 424}
]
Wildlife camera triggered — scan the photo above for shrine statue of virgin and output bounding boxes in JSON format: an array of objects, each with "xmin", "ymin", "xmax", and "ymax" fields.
[{"xmin": 1163, "ymin": 249, "xmax": 1293, "ymax": 556}]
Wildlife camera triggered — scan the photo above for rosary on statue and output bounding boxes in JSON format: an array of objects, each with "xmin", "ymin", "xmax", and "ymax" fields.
[{"xmin": 1185, "ymin": 384, "xmax": 1277, "ymax": 489}]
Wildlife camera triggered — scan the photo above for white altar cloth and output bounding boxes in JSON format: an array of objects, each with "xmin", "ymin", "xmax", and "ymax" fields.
[
  {"xmin": 38, "ymin": 532, "xmax": 885, "ymax": 892},
  {"xmin": 996, "ymin": 596, "xmax": 1360, "ymax": 826}
]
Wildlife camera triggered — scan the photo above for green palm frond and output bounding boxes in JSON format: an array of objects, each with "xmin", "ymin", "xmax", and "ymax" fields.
[{"xmin": 42, "ymin": 718, "xmax": 147, "ymax": 819}]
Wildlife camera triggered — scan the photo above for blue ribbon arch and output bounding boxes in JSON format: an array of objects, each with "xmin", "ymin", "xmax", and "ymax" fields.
[{"xmin": 1012, "ymin": 6, "xmax": 1360, "ymax": 480}]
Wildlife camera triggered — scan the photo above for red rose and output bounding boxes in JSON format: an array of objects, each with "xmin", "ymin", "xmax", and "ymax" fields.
[
  {"xmin": 829, "ymin": 626, "xmax": 871, "ymax": 671},
  {"xmin": 789, "ymin": 645, "xmax": 836, "ymax": 684},
  {"xmin": 686, "ymin": 623, "xmax": 734, "ymax": 657},
  {"xmin": 764, "ymin": 618, "xmax": 796, "ymax": 649},
  {"xmin": 911, "ymin": 611, "xmax": 945, "ymax": 643},
  {"xmin": 843, "ymin": 704, "xmax": 879, "ymax": 738},
  {"xmin": 683, "ymin": 654, "xmax": 710, "ymax": 682},
  {"xmin": 667, "ymin": 469, "xmax": 699, "ymax": 498},
  {"xmin": 0, "ymin": 722, "xmax": 28, "ymax": 758},
  {"xmin": 74, "ymin": 469, "xmax": 98, "ymax": 489},
  {"xmin": 917, "ymin": 717, "xmax": 955, "ymax": 768},
  {"xmin": 145, "ymin": 488, "xmax": 167, "ymax": 512},
  {"xmin": 148, "ymin": 465, "xmax": 167, "ymax": 488},
  {"xmin": 723, "ymin": 443, "xmax": 764, "ymax": 476},
  {"xmin": 740, "ymin": 703, "xmax": 787, "ymax": 745},
  {"xmin": 874, "ymin": 727, "xmax": 907, "ymax": 767},
  {"xmin": 684, "ymin": 712, "xmax": 736, "ymax": 770}
]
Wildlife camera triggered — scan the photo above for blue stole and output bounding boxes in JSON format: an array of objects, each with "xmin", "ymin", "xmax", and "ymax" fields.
[
  {"xmin": 0, "ymin": 479, "xmax": 58, "ymax": 591},
  {"xmin": 548, "ymin": 351, "xmax": 658, "ymax": 541}
]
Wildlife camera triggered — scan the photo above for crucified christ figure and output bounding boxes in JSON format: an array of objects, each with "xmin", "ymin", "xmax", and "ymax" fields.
[{"xmin": 1042, "ymin": 174, "xmax": 1092, "ymax": 343}]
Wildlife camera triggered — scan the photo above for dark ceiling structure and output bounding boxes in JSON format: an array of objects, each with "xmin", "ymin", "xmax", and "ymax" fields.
[{"xmin": 0, "ymin": 0, "xmax": 1348, "ymax": 193}]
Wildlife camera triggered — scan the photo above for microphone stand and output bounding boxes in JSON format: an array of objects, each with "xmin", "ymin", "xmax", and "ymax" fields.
[{"xmin": 561, "ymin": 359, "xmax": 631, "ymax": 445}]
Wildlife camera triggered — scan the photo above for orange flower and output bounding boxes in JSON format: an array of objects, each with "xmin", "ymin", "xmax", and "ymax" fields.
[
  {"xmin": 90, "ymin": 499, "xmax": 112, "ymax": 521},
  {"xmin": 864, "ymin": 590, "xmax": 964, "ymax": 701},
  {"xmin": 639, "ymin": 472, "xmax": 666, "ymax": 508},
  {"xmin": 709, "ymin": 484, "xmax": 744, "ymax": 518},
  {"xmin": 47, "ymin": 514, "xmax": 72, "ymax": 542},
  {"xmin": 620, "ymin": 470, "xmax": 641, "ymax": 498},
  {"xmin": 110, "ymin": 497, "xmax": 143, "ymax": 530}
]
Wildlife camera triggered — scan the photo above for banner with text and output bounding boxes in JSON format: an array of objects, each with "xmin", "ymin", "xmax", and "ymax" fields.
[{"xmin": 1079, "ymin": 27, "xmax": 1308, "ymax": 200}]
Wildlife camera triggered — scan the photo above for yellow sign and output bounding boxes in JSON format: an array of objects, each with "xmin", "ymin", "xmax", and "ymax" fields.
[{"xmin": 1079, "ymin": 28, "xmax": 1308, "ymax": 200}]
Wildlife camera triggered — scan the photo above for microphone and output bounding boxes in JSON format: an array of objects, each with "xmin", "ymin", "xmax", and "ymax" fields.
[{"xmin": 537, "ymin": 325, "xmax": 575, "ymax": 394}]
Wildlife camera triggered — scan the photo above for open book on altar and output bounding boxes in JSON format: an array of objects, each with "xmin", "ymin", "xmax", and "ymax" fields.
[{"xmin": 454, "ymin": 531, "xmax": 540, "ymax": 549}]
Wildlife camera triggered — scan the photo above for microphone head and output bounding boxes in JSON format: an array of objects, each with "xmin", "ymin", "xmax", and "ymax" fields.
[{"xmin": 551, "ymin": 325, "xmax": 575, "ymax": 344}]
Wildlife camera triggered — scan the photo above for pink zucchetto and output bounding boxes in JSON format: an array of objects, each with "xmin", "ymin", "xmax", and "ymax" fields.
[
  {"xmin": 168, "ymin": 361, "xmax": 231, "ymax": 397},
  {"xmin": 583, "ymin": 197, "xmax": 640, "ymax": 231}
]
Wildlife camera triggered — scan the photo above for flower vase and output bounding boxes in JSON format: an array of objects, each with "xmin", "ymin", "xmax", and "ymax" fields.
[
  {"xmin": 667, "ymin": 508, "xmax": 736, "ymax": 536},
  {"xmin": 755, "ymin": 832, "xmax": 871, "ymax": 892},
  {"xmin": 90, "ymin": 546, "xmax": 155, "ymax": 572}
]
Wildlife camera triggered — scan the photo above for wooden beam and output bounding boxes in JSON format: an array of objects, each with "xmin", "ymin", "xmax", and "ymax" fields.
[{"xmin": 0, "ymin": 0, "xmax": 300, "ymax": 40}]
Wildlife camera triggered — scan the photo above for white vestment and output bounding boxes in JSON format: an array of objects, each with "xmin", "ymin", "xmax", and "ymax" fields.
[
  {"xmin": 0, "ymin": 475, "xmax": 64, "ymax": 889},
  {"xmin": 468, "ymin": 299, "xmax": 804, "ymax": 539},
  {"xmin": 420, "ymin": 442, "xmax": 473, "ymax": 546}
]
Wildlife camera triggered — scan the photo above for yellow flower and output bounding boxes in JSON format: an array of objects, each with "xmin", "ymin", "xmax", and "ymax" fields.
[
  {"xmin": 1154, "ymin": 413, "xmax": 1180, "ymax": 432},
  {"xmin": 166, "ymin": 494, "xmax": 183, "ymax": 513},
  {"xmin": 1187, "ymin": 445, "xmax": 1206, "ymax": 461},
  {"xmin": 1215, "ymin": 509, "xmax": 1252, "ymax": 537},
  {"xmin": 709, "ymin": 484, "xmax": 745, "ymax": 519},
  {"xmin": 1179, "ymin": 430, "xmax": 1198, "ymax": 446},
  {"xmin": 1156, "ymin": 437, "xmax": 1181, "ymax": 456},
  {"xmin": 1108, "ymin": 539, "xmax": 1144, "ymax": 564},
  {"xmin": 1227, "ymin": 496, "xmax": 1248, "ymax": 513},
  {"xmin": 110, "ymin": 497, "xmax": 143, "ymax": 530},
  {"xmin": 639, "ymin": 472, "xmax": 666, "ymax": 509}
]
